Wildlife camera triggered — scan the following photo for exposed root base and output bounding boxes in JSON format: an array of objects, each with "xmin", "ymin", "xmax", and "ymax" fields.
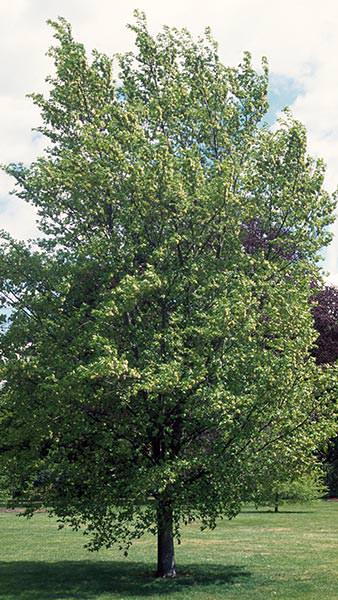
[{"xmin": 156, "ymin": 570, "xmax": 177, "ymax": 578}]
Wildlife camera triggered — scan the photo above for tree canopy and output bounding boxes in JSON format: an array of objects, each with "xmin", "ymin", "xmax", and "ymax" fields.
[{"xmin": 0, "ymin": 13, "xmax": 336, "ymax": 577}]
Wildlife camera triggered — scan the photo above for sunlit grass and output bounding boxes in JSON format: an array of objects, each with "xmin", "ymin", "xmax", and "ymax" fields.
[{"xmin": 1, "ymin": 501, "xmax": 338, "ymax": 599}]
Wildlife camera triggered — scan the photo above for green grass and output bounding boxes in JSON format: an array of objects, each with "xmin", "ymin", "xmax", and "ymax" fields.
[{"xmin": 1, "ymin": 501, "xmax": 338, "ymax": 599}]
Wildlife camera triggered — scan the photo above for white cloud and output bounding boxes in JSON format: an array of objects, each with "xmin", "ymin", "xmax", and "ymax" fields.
[
  {"xmin": 1, "ymin": 0, "xmax": 338, "ymax": 281},
  {"xmin": 325, "ymin": 271, "xmax": 338, "ymax": 288},
  {"xmin": 0, "ymin": 192, "xmax": 39, "ymax": 240}
]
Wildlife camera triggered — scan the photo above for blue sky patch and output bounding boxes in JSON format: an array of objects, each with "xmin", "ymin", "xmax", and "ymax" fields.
[{"xmin": 264, "ymin": 73, "xmax": 304, "ymax": 125}]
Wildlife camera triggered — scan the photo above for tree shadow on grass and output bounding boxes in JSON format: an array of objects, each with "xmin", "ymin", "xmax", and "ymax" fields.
[
  {"xmin": 241, "ymin": 509, "xmax": 313, "ymax": 514},
  {"xmin": 0, "ymin": 561, "xmax": 251, "ymax": 599}
]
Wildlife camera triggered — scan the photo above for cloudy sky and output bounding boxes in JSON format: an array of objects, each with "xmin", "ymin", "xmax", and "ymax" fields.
[{"xmin": 1, "ymin": 0, "xmax": 338, "ymax": 282}]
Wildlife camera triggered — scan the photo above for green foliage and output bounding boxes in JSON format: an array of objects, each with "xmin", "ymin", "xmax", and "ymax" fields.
[
  {"xmin": 254, "ymin": 472, "xmax": 328, "ymax": 511},
  {"xmin": 0, "ymin": 475, "xmax": 9, "ymax": 506},
  {"xmin": 280, "ymin": 475, "xmax": 327, "ymax": 503},
  {"xmin": 0, "ymin": 12, "xmax": 337, "ymax": 556}
]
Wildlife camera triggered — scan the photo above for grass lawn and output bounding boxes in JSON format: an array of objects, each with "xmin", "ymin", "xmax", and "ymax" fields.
[{"xmin": 1, "ymin": 500, "xmax": 338, "ymax": 599}]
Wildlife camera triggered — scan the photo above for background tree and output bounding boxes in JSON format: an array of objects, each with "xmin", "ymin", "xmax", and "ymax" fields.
[
  {"xmin": 254, "ymin": 471, "xmax": 327, "ymax": 513},
  {"xmin": 311, "ymin": 284, "xmax": 338, "ymax": 495},
  {"xmin": 312, "ymin": 285, "xmax": 338, "ymax": 366},
  {"xmin": 0, "ymin": 14, "xmax": 336, "ymax": 577}
]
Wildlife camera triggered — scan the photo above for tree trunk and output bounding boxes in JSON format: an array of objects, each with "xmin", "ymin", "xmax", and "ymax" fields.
[
  {"xmin": 156, "ymin": 499, "xmax": 176, "ymax": 577},
  {"xmin": 274, "ymin": 492, "xmax": 279, "ymax": 513}
]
